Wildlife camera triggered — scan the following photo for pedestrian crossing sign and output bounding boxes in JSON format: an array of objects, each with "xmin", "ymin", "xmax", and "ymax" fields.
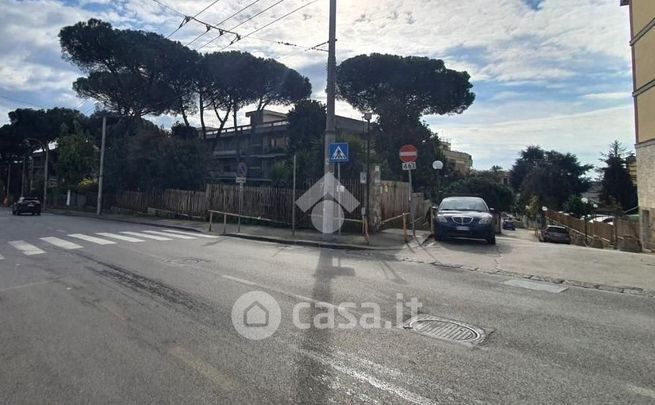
[{"xmin": 329, "ymin": 143, "xmax": 349, "ymax": 163}]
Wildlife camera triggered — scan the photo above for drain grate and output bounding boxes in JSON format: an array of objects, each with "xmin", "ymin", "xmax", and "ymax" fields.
[{"xmin": 403, "ymin": 315, "xmax": 488, "ymax": 346}]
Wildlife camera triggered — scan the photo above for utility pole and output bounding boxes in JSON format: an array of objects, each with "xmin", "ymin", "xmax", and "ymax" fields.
[
  {"xmin": 322, "ymin": 0, "xmax": 337, "ymax": 235},
  {"xmin": 42, "ymin": 144, "xmax": 48, "ymax": 212},
  {"xmin": 20, "ymin": 156, "xmax": 26, "ymax": 197},
  {"xmin": 364, "ymin": 112, "xmax": 372, "ymax": 228},
  {"xmin": 96, "ymin": 115, "xmax": 106, "ymax": 215},
  {"xmin": 5, "ymin": 162, "xmax": 11, "ymax": 205}
]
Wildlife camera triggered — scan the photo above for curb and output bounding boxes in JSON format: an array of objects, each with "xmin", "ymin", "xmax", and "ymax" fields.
[
  {"xmin": 416, "ymin": 258, "xmax": 655, "ymax": 298},
  {"xmin": 222, "ymin": 232, "xmax": 411, "ymax": 251},
  {"xmin": 47, "ymin": 210, "xmax": 413, "ymax": 251},
  {"xmin": 47, "ymin": 210, "xmax": 206, "ymax": 234}
]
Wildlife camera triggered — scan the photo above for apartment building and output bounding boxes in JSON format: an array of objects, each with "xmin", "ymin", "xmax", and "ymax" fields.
[
  {"xmin": 622, "ymin": 0, "xmax": 655, "ymax": 249},
  {"xmin": 202, "ymin": 109, "xmax": 368, "ymax": 183}
]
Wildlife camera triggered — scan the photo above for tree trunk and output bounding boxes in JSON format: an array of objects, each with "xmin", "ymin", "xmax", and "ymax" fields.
[
  {"xmin": 180, "ymin": 99, "xmax": 190, "ymax": 127},
  {"xmin": 234, "ymin": 108, "xmax": 240, "ymax": 162},
  {"xmin": 199, "ymin": 92, "xmax": 207, "ymax": 140}
]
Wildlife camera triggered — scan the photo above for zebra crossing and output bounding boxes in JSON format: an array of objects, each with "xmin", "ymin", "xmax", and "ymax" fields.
[{"xmin": 1, "ymin": 229, "xmax": 218, "ymax": 259}]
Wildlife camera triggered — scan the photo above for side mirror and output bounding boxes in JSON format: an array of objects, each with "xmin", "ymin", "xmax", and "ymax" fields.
[{"xmin": 489, "ymin": 208, "xmax": 496, "ymax": 213}]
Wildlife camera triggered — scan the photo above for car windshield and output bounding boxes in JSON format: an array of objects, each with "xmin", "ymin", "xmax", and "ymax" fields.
[
  {"xmin": 547, "ymin": 227, "xmax": 568, "ymax": 233},
  {"xmin": 439, "ymin": 198, "xmax": 489, "ymax": 212}
]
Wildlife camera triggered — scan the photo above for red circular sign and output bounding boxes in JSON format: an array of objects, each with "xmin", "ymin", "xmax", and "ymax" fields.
[{"xmin": 399, "ymin": 144, "xmax": 418, "ymax": 163}]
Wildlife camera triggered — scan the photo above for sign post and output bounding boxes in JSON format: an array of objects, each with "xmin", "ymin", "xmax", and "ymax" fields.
[
  {"xmin": 236, "ymin": 162, "xmax": 248, "ymax": 233},
  {"xmin": 329, "ymin": 143, "xmax": 349, "ymax": 237},
  {"xmin": 399, "ymin": 145, "xmax": 418, "ymax": 239}
]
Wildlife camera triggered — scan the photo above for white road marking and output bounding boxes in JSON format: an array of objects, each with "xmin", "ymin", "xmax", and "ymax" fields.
[
  {"xmin": 9, "ymin": 240, "xmax": 46, "ymax": 256},
  {"xmin": 162, "ymin": 229, "xmax": 219, "ymax": 238},
  {"xmin": 503, "ymin": 279, "xmax": 568, "ymax": 293},
  {"xmin": 142, "ymin": 230, "xmax": 196, "ymax": 240},
  {"xmin": 0, "ymin": 253, "xmax": 3, "ymax": 260},
  {"xmin": 295, "ymin": 346, "xmax": 435, "ymax": 405},
  {"xmin": 68, "ymin": 234, "xmax": 116, "ymax": 245},
  {"xmin": 627, "ymin": 384, "xmax": 655, "ymax": 399},
  {"xmin": 40, "ymin": 237, "xmax": 82, "ymax": 250},
  {"xmin": 96, "ymin": 232, "xmax": 145, "ymax": 242},
  {"xmin": 221, "ymin": 275, "xmax": 257, "ymax": 286},
  {"xmin": 0, "ymin": 279, "xmax": 55, "ymax": 293},
  {"xmin": 120, "ymin": 231, "xmax": 172, "ymax": 241}
]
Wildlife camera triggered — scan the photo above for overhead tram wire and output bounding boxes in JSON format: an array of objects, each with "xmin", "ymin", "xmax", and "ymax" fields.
[
  {"xmin": 218, "ymin": 0, "xmax": 319, "ymax": 51},
  {"xmin": 184, "ymin": 0, "xmax": 264, "ymax": 46},
  {"xmin": 246, "ymin": 35, "xmax": 327, "ymax": 52},
  {"xmin": 149, "ymin": 0, "xmax": 186, "ymax": 17},
  {"xmin": 166, "ymin": 0, "xmax": 223, "ymax": 39},
  {"xmin": 194, "ymin": 0, "xmax": 287, "ymax": 49}
]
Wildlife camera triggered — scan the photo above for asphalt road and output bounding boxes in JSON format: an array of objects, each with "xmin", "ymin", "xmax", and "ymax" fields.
[{"xmin": 0, "ymin": 209, "xmax": 654, "ymax": 404}]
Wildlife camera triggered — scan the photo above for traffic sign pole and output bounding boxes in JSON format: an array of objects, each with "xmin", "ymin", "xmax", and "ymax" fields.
[
  {"xmin": 408, "ymin": 168, "xmax": 415, "ymax": 239},
  {"xmin": 337, "ymin": 162, "xmax": 341, "ymax": 237},
  {"xmin": 399, "ymin": 144, "xmax": 418, "ymax": 240}
]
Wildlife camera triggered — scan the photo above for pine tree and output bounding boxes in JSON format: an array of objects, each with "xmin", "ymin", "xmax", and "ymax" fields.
[{"xmin": 599, "ymin": 141, "xmax": 637, "ymax": 211}]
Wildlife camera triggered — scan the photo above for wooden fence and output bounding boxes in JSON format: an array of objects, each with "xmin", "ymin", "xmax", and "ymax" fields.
[
  {"xmin": 111, "ymin": 179, "xmax": 410, "ymax": 227},
  {"xmin": 114, "ymin": 189, "xmax": 207, "ymax": 218},
  {"xmin": 545, "ymin": 210, "xmax": 640, "ymax": 246}
]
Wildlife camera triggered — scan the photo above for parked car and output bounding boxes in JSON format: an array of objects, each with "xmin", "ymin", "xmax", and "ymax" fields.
[
  {"xmin": 502, "ymin": 219, "xmax": 516, "ymax": 230},
  {"xmin": 433, "ymin": 196, "xmax": 496, "ymax": 245},
  {"xmin": 538, "ymin": 225, "xmax": 571, "ymax": 244},
  {"xmin": 12, "ymin": 196, "xmax": 41, "ymax": 216},
  {"xmin": 588, "ymin": 215, "xmax": 614, "ymax": 225}
]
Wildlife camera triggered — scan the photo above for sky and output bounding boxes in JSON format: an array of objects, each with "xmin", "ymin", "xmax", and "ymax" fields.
[{"xmin": 0, "ymin": 0, "xmax": 635, "ymax": 170}]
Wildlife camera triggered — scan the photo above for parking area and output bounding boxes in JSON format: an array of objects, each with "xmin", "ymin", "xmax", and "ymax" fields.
[{"xmin": 418, "ymin": 228, "xmax": 655, "ymax": 292}]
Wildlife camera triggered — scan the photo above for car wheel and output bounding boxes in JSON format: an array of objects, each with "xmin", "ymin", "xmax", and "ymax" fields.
[
  {"xmin": 37, "ymin": 212, "xmax": 41, "ymax": 216},
  {"xmin": 487, "ymin": 234, "xmax": 496, "ymax": 245},
  {"xmin": 435, "ymin": 233, "xmax": 444, "ymax": 241}
]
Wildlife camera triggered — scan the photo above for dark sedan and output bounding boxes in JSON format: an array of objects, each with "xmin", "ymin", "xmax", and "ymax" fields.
[
  {"xmin": 538, "ymin": 226, "xmax": 571, "ymax": 244},
  {"xmin": 433, "ymin": 196, "xmax": 496, "ymax": 245},
  {"xmin": 12, "ymin": 196, "xmax": 41, "ymax": 216}
]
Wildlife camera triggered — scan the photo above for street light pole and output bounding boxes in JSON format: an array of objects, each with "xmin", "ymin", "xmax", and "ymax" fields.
[
  {"xmin": 364, "ymin": 112, "xmax": 372, "ymax": 228},
  {"xmin": 42, "ymin": 144, "xmax": 48, "ymax": 212},
  {"xmin": 96, "ymin": 115, "xmax": 107, "ymax": 215},
  {"xmin": 23, "ymin": 138, "xmax": 48, "ymax": 209},
  {"xmin": 322, "ymin": 0, "xmax": 337, "ymax": 236}
]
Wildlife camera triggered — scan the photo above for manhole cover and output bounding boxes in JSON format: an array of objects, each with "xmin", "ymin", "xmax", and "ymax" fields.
[
  {"xmin": 165, "ymin": 257, "xmax": 209, "ymax": 266},
  {"xmin": 403, "ymin": 315, "xmax": 488, "ymax": 346}
]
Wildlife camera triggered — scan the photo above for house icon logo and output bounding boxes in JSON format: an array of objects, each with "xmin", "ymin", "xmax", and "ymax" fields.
[
  {"xmin": 244, "ymin": 301, "xmax": 269, "ymax": 327},
  {"xmin": 296, "ymin": 172, "xmax": 360, "ymax": 234},
  {"xmin": 231, "ymin": 291, "xmax": 281, "ymax": 340}
]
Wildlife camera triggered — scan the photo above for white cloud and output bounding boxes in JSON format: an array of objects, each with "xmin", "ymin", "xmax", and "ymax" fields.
[
  {"xmin": 581, "ymin": 91, "xmax": 631, "ymax": 101},
  {"xmin": 0, "ymin": 0, "xmax": 636, "ymax": 174},
  {"xmin": 436, "ymin": 105, "xmax": 635, "ymax": 170}
]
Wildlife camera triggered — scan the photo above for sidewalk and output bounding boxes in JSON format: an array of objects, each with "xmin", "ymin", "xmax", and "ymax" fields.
[
  {"xmin": 47, "ymin": 208, "xmax": 428, "ymax": 251},
  {"xmin": 406, "ymin": 229, "xmax": 655, "ymax": 297}
]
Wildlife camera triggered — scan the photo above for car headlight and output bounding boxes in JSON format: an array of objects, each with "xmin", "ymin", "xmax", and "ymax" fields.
[
  {"xmin": 437, "ymin": 215, "xmax": 448, "ymax": 223},
  {"xmin": 478, "ymin": 216, "xmax": 492, "ymax": 225}
]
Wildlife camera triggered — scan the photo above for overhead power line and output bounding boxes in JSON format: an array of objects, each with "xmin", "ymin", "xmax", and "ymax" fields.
[
  {"xmin": 194, "ymin": 0, "xmax": 286, "ymax": 49},
  {"xmin": 167, "ymin": 0, "xmax": 223, "ymax": 39},
  {"xmin": 218, "ymin": 0, "xmax": 319, "ymax": 51},
  {"xmin": 185, "ymin": 0, "xmax": 264, "ymax": 46},
  {"xmin": 0, "ymin": 92, "xmax": 44, "ymax": 109},
  {"xmin": 149, "ymin": 0, "xmax": 185, "ymax": 17}
]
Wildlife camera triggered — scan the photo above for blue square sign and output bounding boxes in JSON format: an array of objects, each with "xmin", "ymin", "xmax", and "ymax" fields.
[{"xmin": 328, "ymin": 143, "xmax": 349, "ymax": 163}]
